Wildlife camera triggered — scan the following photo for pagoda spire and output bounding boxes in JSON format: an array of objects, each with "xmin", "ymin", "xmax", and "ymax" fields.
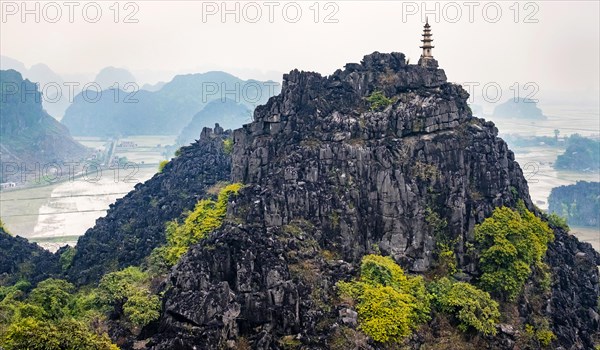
[{"xmin": 418, "ymin": 17, "xmax": 438, "ymax": 68}]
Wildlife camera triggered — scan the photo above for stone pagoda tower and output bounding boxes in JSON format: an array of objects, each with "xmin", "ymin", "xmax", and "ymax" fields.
[{"xmin": 418, "ymin": 17, "xmax": 439, "ymax": 68}]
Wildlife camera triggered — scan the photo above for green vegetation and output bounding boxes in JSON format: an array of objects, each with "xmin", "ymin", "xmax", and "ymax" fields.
[
  {"xmin": 524, "ymin": 322, "xmax": 556, "ymax": 347},
  {"xmin": 555, "ymin": 134, "xmax": 599, "ymax": 171},
  {"xmin": 337, "ymin": 255, "xmax": 430, "ymax": 343},
  {"xmin": 429, "ymin": 277, "xmax": 500, "ymax": 335},
  {"xmin": 98, "ymin": 266, "xmax": 160, "ymax": 328},
  {"xmin": 503, "ymin": 134, "xmax": 600, "ymax": 172},
  {"xmin": 536, "ymin": 328, "xmax": 556, "ymax": 347},
  {"xmin": 0, "ymin": 278, "xmax": 118, "ymax": 350},
  {"xmin": 545, "ymin": 212, "xmax": 570, "ymax": 231},
  {"xmin": 425, "ymin": 208, "xmax": 459, "ymax": 277},
  {"xmin": 59, "ymin": 247, "xmax": 76, "ymax": 271},
  {"xmin": 158, "ymin": 160, "xmax": 169, "ymax": 173},
  {"xmin": 435, "ymin": 243, "xmax": 458, "ymax": 276},
  {"xmin": 0, "ymin": 180, "xmax": 245, "ymax": 349},
  {"xmin": 0, "ymin": 265, "xmax": 161, "ymax": 349},
  {"xmin": 366, "ymin": 90, "xmax": 393, "ymax": 111},
  {"xmin": 2, "ymin": 317, "xmax": 118, "ymax": 350},
  {"xmin": 474, "ymin": 202, "xmax": 554, "ymax": 300},
  {"xmin": 337, "ymin": 252, "xmax": 505, "ymax": 343},
  {"xmin": 548, "ymin": 181, "xmax": 599, "ymax": 228},
  {"xmin": 152, "ymin": 183, "xmax": 243, "ymax": 266},
  {"xmin": 223, "ymin": 138, "xmax": 234, "ymax": 155}
]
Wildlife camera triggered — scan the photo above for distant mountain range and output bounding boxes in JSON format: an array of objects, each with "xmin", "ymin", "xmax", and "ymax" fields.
[
  {"xmin": 0, "ymin": 56, "xmax": 143, "ymax": 121},
  {"xmin": 61, "ymin": 71, "xmax": 280, "ymax": 136},
  {"xmin": 141, "ymin": 81, "xmax": 167, "ymax": 92},
  {"xmin": 0, "ymin": 70, "xmax": 88, "ymax": 183},
  {"xmin": 1, "ymin": 56, "xmax": 71, "ymax": 119},
  {"xmin": 1, "ymin": 56, "xmax": 281, "ymax": 138}
]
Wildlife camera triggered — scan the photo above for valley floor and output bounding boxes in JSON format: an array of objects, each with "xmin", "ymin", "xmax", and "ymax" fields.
[{"xmin": 0, "ymin": 135, "xmax": 175, "ymax": 251}]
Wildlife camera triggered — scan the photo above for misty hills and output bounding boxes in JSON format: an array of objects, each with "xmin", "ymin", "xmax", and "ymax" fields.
[
  {"xmin": 176, "ymin": 98, "xmax": 252, "ymax": 146},
  {"xmin": 0, "ymin": 56, "xmax": 142, "ymax": 120},
  {"xmin": 492, "ymin": 97, "xmax": 547, "ymax": 120},
  {"xmin": 141, "ymin": 81, "xmax": 166, "ymax": 92},
  {"xmin": 1, "ymin": 57, "xmax": 281, "ymax": 138},
  {"xmin": 1, "ymin": 56, "xmax": 69, "ymax": 119},
  {"xmin": 0, "ymin": 70, "xmax": 88, "ymax": 183},
  {"xmin": 94, "ymin": 66, "xmax": 137, "ymax": 90},
  {"xmin": 61, "ymin": 71, "xmax": 280, "ymax": 136},
  {"xmin": 0, "ymin": 56, "xmax": 27, "ymax": 73}
]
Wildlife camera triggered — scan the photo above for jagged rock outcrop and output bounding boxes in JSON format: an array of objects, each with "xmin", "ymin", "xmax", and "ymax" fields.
[
  {"xmin": 177, "ymin": 98, "xmax": 252, "ymax": 147},
  {"xmin": 546, "ymin": 226, "xmax": 600, "ymax": 349},
  {"xmin": 145, "ymin": 53, "xmax": 600, "ymax": 349},
  {"xmin": 230, "ymin": 52, "xmax": 530, "ymax": 272},
  {"xmin": 67, "ymin": 128, "xmax": 232, "ymax": 285},
  {"xmin": 0, "ymin": 228, "xmax": 61, "ymax": 286}
]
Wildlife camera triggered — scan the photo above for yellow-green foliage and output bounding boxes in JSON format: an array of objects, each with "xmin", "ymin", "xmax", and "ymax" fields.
[
  {"xmin": 153, "ymin": 183, "xmax": 243, "ymax": 265},
  {"xmin": 98, "ymin": 266, "xmax": 160, "ymax": 328},
  {"xmin": 27, "ymin": 279, "xmax": 75, "ymax": 320},
  {"xmin": 360, "ymin": 255, "xmax": 407, "ymax": 287},
  {"xmin": 429, "ymin": 277, "xmax": 500, "ymax": 335},
  {"xmin": 2, "ymin": 317, "xmax": 118, "ymax": 350},
  {"xmin": 122, "ymin": 292, "xmax": 161, "ymax": 328},
  {"xmin": 223, "ymin": 138, "xmax": 234, "ymax": 155},
  {"xmin": 366, "ymin": 90, "xmax": 393, "ymax": 111},
  {"xmin": 436, "ymin": 243, "xmax": 458, "ymax": 276},
  {"xmin": 524, "ymin": 322, "xmax": 556, "ymax": 348},
  {"xmin": 158, "ymin": 160, "xmax": 169, "ymax": 173},
  {"xmin": 0, "ymin": 279, "xmax": 118, "ymax": 349},
  {"xmin": 536, "ymin": 328, "xmax": 556, "ymax": 347},
  {"xmin": 337, "ymin": 255, "xmax": 430, "ymax": 344},
  {"xmin": 475, "ymin": 202, "xmax": 554, "ymax": 300},
  {"xmin": 279, "ymin": 335, "xmax": 301, "ymax": 349},
  {"xmin": 546, "ymin": 212, "xmax": 569, "ymax": 232},
  {"xmin": 356, "ymin": 284, "xmax": 414, "ymax": 343}
]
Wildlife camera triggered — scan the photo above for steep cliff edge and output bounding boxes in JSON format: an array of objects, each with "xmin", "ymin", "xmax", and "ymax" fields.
[
  {"xmin": 149, "ymin": 53, "xmax": 600, "ymax": 349},
  {"xmin": 66, "ymin": 128, "xmax": 232, "ymax": 285}
]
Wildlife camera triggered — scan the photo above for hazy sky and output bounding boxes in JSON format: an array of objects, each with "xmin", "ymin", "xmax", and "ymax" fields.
[{"xmin": 1, "ymin": 1, "xmax": 599, "ymax": 105}]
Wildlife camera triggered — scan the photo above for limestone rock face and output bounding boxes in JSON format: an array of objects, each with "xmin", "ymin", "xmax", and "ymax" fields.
[
  {"xmin": 230, "ymin": 51, "xmax": 529, "ymax": 272},
  {"xmin": 147, "ymin": 52, "xmax": 599, "ymax": 349},
  {"xmin": 546, "ymin": 227, "xmax": 600, "ymax": 349}
]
